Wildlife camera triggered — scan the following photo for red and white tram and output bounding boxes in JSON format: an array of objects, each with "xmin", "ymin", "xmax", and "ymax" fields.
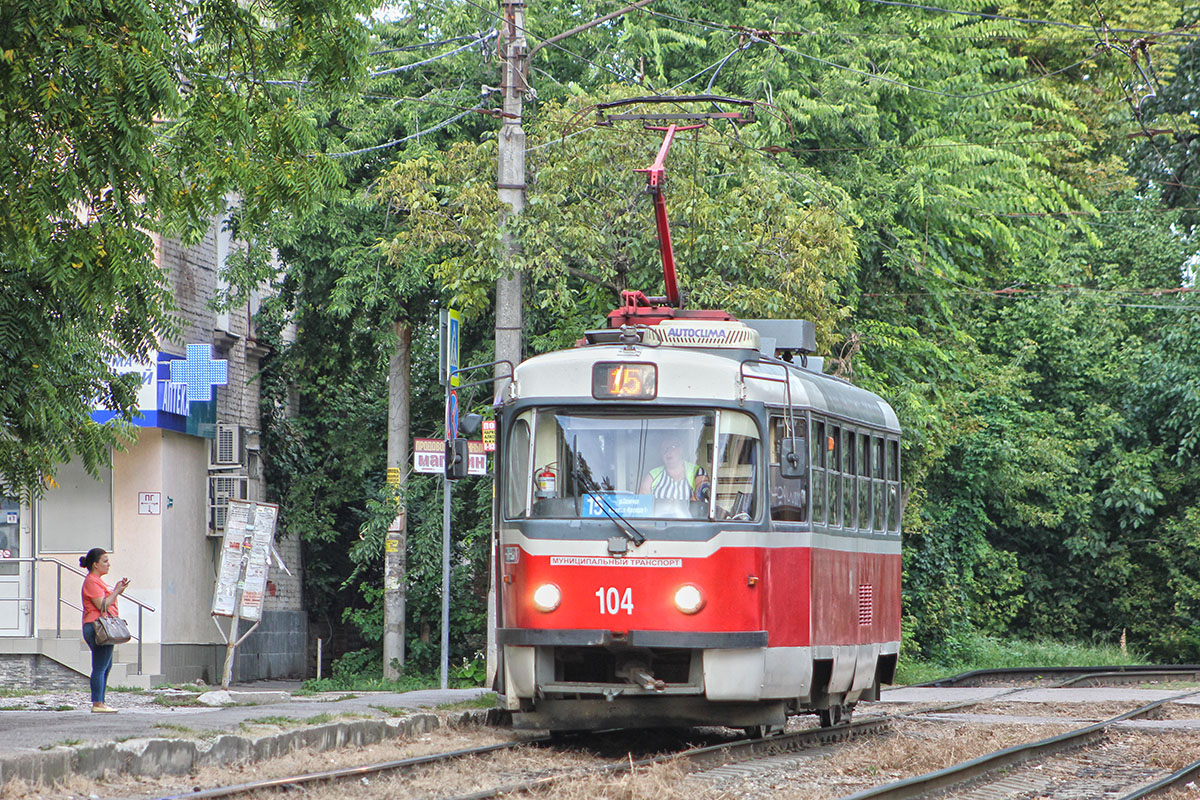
[{"xmin": 492, "ymin": 305, "xmax": 902, "ymax": 732}]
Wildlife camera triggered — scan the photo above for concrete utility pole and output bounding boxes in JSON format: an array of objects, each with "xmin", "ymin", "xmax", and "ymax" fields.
[
  {"xmin": 383, "ymin": 320, "xmax": 411, "ymax": 680},
  {"xmin": 493, "ymin": 0, "xmax": 659, "ymax": 393},
  {"xmin": 495, "ymin": 0, "xmax": 528, "ymax": 397},
  {"xmin": 486, "ymin": 0, "xmax": 660, "ymax": 688}
]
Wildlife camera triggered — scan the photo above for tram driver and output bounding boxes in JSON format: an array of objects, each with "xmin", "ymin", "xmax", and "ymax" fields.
[{"xmin": 639, "ymin": 433, "xmax": 710, "ymax": 502}]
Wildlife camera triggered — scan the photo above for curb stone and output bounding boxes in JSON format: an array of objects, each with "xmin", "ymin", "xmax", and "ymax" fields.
[{"xmin": 0, "ymin": 713, "xmax": 445, "ymax": 788}]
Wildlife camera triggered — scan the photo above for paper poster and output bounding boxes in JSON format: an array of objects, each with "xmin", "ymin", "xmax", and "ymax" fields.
[{"xmin": 211, "ymin": 499, "xmax": 278, "ymax": 621}]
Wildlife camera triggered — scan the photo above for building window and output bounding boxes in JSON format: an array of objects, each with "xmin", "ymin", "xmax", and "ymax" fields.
[{"xmin": 39, "ymin": 458, "xmax": 113, "ymax": 552}]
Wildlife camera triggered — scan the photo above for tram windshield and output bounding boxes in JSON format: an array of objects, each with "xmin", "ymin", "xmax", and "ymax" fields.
[{"xmin": 504, "ymin": 408, "xmax": 760, "ymax": 521}]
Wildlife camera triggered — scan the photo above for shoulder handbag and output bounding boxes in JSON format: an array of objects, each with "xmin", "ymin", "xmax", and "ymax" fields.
[{"xmin": 94, "ymin": 613, "xmax": 132, "ymax": 646}]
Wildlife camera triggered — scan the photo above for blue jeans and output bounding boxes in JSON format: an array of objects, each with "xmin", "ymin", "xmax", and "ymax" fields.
[{"xmin": 81, "ymin": 622, "xmax": 114, "ymax": 704}]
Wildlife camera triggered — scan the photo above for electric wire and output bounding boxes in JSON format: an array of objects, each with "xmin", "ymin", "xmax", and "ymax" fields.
[
  {"xmin": 329, "ymin": 102, "xmax": 488, "ymax": 158},
  {"xmin": 369, "ymin": 29, "xmax": 497, "ymax": 77},
  {"xmin": 859, "ymin": 0, "xmax": 1200, "ymax": 38},
  {"xmin": 615, "ymin": 1, "xmax": 1103, "ymax": 100},
  {"xmin": 370, "ymin": 30, "xmax": 494, "ymax": 56}
]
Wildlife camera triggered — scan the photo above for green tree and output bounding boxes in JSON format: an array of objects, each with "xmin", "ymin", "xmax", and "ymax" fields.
[
  {"xmin": 251, "ymin": 16, "xmax": 500, "ymax": 674},
  {"xmin": 0, "ymin": 0, "xmax": 371, "ymax": 497}
]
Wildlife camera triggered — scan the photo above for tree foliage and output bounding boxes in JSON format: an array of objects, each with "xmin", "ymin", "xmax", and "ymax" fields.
[
  {"xmin": 0, "ymin": 0, "xmax": 372, "ymax": 497},
  {"xmin": 211, "ymin": 0, "xmax": 1200, "ymax": 669}
]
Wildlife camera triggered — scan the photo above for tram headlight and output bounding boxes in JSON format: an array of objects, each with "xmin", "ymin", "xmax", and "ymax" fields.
[
  {"xmin": 532, "ymin": 583, "xmax": 562, "ymax": 612},
  {"xmin": 673, "ymin": 584, "xmax": 705, "ymax": 615}
]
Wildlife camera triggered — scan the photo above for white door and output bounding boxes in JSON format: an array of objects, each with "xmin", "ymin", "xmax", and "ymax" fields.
[{"xmin": 0, "ymin": 500, "xmax": 30, "ymax": 635}]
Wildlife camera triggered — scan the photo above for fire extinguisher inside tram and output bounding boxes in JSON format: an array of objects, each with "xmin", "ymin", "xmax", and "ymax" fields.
[{"xmin": 536, "ymin": 467, "xmax": 556, "ymax": 496}]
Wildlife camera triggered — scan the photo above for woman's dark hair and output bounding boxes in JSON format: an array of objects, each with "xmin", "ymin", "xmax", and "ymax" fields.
[{"xmin": 80, "ymin": 548, "xmax": 106, "ymax": 570}]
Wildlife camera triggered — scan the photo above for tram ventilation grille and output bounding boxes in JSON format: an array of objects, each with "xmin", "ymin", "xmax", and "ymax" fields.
[{"xmin": 858, "ymin": 584, "xmax": 874, "ymax": 626}]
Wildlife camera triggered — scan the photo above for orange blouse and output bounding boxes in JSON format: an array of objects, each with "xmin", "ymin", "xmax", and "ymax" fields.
[{"xmin": 81, "ymin": 572, "xmax": 116, "ymax": 625}]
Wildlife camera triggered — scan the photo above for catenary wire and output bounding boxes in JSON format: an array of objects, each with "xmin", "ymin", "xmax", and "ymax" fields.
[
  {"xmin": 329, "ymin": 102, "xmax": 488, "ymax": 158},
  {"xmin": 615, "ymin": 1, "xmax": 1103, "ymax": 100},
  {"xmin": 370, "ymin": 29, "xmax": 497, "ymax": 76},
  {"xmin": 859, "ymin": 0, "xmax": 1200, "ymax": 38}
]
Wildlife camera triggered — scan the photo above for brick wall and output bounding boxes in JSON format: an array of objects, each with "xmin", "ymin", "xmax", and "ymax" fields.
[
  {"xmin": 233, "ymin": 610, "xmax": 307, "ymax": 682},
  {"xmin": 153, "ymin": 221, "xmax": 308, "ymax": 681}
]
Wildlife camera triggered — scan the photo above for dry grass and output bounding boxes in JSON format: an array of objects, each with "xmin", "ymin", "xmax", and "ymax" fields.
[
  {"xmin": 0, "ymin": 726, "xmax": 522, "ymax": 800},
  {"xmin": 705, "ymin": 724, "xmax": 1200, "ymax": 800},
  {"xmin": 240, "ymin": 741, "xmax": 633, "ymax": 800},
  {"xmin": 961, "ymin": 700, "xmax": 1145, "ymax": 719},
  {"xmin": 833, "ymin": 718, "xmax": 1077, "ymax": 775},
  {"xmin": 6, "ymin": 711, "xmax": 1200, "ymax": 800}
]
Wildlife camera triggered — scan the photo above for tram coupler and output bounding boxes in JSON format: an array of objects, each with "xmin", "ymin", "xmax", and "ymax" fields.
[{"xmin": 617, "ymin": 662, "xmax": 666, "ymax": 692}]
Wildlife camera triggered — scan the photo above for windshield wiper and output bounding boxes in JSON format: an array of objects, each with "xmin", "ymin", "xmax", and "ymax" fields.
[{"xmin": 580, "ymin": 478, "xmax": 646, "ymax": 547}]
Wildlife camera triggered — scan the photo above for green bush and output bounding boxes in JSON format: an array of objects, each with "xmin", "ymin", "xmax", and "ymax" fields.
[{"xmin": 894, "ymin": 633, "xmax": 1147, "ymax": 685}]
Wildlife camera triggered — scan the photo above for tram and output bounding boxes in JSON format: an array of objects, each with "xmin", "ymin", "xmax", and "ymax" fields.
[
  {"xmin": 490, "ymin": 301, "xmax": 902, "ymax": 732},
  {"xmin": 489, "ymin": 99, "xmax": 902, "ymax": 732}
]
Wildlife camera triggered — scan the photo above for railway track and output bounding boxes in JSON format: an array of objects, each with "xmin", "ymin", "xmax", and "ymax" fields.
[
  {"xmin": 146, "ymin": 665, "xmax": 1200, "ymax": 800},
  {"xmin": 838, "ymin": 690, "xmax": 1200, "ymax": 800}
]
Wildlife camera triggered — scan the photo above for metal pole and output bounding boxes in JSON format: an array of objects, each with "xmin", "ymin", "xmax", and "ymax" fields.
[
  {"xmin": 222, "ymin": 614, "xmax": 239, "ymax": 688},
  {"xmin": 55, "ymin": 563, "xmax": 61, "ymax": 638},
  {"xmin": 441, "ymin": 382, "xmax": 453, "ymax": 690},
  {"xmin": 137, "ymin": 605, "xmax": 143, "ymax": 674}
]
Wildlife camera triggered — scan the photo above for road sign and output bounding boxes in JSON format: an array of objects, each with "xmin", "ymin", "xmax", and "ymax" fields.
[
  {"xmin": 413, "ymin": 438, "xmax": 487, "ymax": 475},
  {"xmin": 439, "ymin": 309, "xmax": 461, "ymax": 387}
]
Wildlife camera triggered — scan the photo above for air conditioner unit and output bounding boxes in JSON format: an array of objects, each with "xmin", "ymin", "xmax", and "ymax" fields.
[
  {"xmin": 213, "ymin": 423, "xmax": 242, "ymax": 466},
  {"xmin": 209, "ymin": 474, "xmax": 249, "ymax": 534}
]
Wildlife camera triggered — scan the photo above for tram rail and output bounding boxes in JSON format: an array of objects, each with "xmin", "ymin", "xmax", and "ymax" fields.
[
  {"xmin": 838, "ymin": 690, "xmax": 1200, "ymax": 800},
  {"xmin": 145, "ymin": 665, "xmax": 1200, "ymax": 800}
]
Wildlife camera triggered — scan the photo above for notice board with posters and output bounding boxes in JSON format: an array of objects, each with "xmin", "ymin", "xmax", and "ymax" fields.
[{"xmin": 211, "ymin": 499, "xmax": 278, "ymax": 621}]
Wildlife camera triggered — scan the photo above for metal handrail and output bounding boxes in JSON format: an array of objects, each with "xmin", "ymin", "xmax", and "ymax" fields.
[{"xmin": 0, "ymin": 556, "xmax": 156, "ymax": 675}]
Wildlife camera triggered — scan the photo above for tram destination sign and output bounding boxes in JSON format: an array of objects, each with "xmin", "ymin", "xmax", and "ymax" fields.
[{"xmin": 413, "ymin": 437, "xmax": 487, "ymax": 475}]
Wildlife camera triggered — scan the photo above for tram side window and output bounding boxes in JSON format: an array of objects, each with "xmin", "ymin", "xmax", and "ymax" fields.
[
  {"xmin": 712, "ymin": 411, "xmax": 760, "ymax": 520},
  {"xmin": 769, "ymin": 416, "xmax": 807, "ymax": 523},
  {"xmin": 842, "ymin": 429, "xmax": 856, "ymax": 529},
  {"xmin": 505, "ymin": 412, "xmax": 533, "ymax": 518},
  {"xmin": 886, "ymin": 438, "xmax": 901, "ymax": 533},
  {"xmin": 828, "ymin": 426, "xmax": 842, "ymax": 527},
  {"xmin": 872, "ymin": 436, "xmax": 886, "ymax": 532},
  {"xmin": 858, "ymin": 433, "xmax": 871, "ymax": 532},
  {"xmin": 810, "ymin": 418, "xmax": 826, "ymax": 525}
]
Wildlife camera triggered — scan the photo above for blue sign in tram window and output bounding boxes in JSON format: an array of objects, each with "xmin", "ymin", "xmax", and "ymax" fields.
[{"xmin": 581, "ymin": 493, "xmax": 655, "ymax": 519}]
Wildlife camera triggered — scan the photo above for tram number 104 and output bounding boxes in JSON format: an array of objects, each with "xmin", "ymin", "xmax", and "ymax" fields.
[{"xmin": 595, "ymin": 587, "xmax": 634, "ymax": 615}]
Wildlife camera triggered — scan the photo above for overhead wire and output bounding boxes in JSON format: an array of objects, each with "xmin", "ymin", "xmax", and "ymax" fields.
[
  {"xmin": 369, "ymin": 29, "xmax": 497, "ymax": 77},
  {"xmin": 613, "ymin": 0, "xmax": 1104, "ymax": 100},
  {"xmin": 370, "ymin": 31, "xmax": 495, "ymax": 56},
  {"xmin": 346, "ymin": 1, "xmax": 1190, "ymax": 302},
  {"xmin": 329, "ymin": 101, "xmax": 489, "ymax": 158},
  {"xmin": 858, "ymin": 0, "xmax": 1200, "ymax": 38},
  {"xmin": 548, "ymin": 4, "xmax": 1200, "ymax": 319}
]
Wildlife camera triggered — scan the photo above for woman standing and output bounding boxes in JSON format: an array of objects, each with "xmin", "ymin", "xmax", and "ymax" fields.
[{"xmin": 80, "ymin": 548, "xmax": 128, "ymax": 713}]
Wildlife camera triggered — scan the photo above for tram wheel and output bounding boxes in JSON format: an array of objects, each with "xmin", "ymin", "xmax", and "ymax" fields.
[
  {"xmin": 818, "ymin": 705, "xmax": 843, "ymax": 727},
  {"xmin": 743, "ymin": 724, "xmax": 767, "ymax": 739},
  {"xmin": 742, "ymin": 723, "xmax": 784, "ymax": 739}
]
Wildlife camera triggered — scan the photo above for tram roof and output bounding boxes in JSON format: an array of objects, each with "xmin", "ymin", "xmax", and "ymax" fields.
[{"xmin": 511, "ymin": 344, "xmax": 900, "ymax": 433}]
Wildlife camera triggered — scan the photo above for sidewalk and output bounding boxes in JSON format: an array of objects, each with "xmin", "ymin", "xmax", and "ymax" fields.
[{"xmin": 0, "ymin": 681, "xmax": 493, "ymax": 788}]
